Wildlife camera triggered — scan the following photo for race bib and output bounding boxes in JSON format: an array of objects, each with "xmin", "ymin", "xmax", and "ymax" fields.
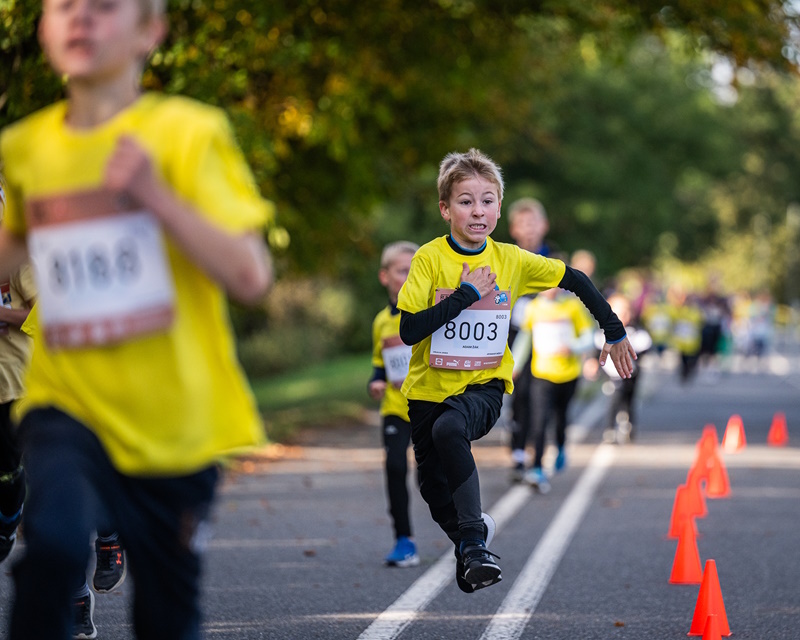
[
  {"xmin": 381, "ymin": 335, "xmax": 412, "ymax": 387},
  {"xmin": 26, "ymin": 189, "xmax": 176, "ymax": 349},
  {"xmin": 532, "ymin": 320, "xmax": 574, "ymax": 355},
  {"xmin": 430, "ymin": 288, "xmax": 511, "ymax": 370},
  {"xmin": 674, "ymin": 320, "xmax": 699, "ymax": 341},
  {"xmin": 648, "ymin": 312, "xmax": 671, "ymax": 334}
]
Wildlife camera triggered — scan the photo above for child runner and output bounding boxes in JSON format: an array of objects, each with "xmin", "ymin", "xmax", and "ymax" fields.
[
  {"xmin": 369, "ymin": 241, "xmax": 420, "ymax": 567},
  {"xmin": 0, "ymin": 0, "xmax": 274, "ymax": 637},
  {"xmin": 397, "ymin": 148, "xmax": 635, "ymax": 592},
  {"xmin": 667, "ymin": 285, "xmax": 704, "ymax": 383},
  {"xmin": 0, "ymin": 181, "xmax": 35, "ymax": 567},
  {"xmin": 504, "ymin": 199, "xmax": 553, "ymax": 482},
  {"xmin": 511, "ymin": 279, "xmax": 596, "ymax": 493},
  {"xmin": 16, "ymin": 304, "xmax": 128, "ymax": 639},
  {"xmin": 595, "ymin": 293, "xmax": 653, "ymax": 444}
]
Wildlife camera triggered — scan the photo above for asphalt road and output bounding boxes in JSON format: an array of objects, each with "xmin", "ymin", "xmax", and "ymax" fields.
[{"xmin": 1, "ymin": 342, "xmax": 799, "ymax": 639}]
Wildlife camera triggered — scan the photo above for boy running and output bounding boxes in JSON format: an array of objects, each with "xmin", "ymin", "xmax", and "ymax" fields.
[
  {"xmin": 397, "ymin": 148, "xmax": 634, "ymax": 592},
  {"xmin": 0, "ymin": 0, "xmax": 273, "ymax": 637},
  {"xmin": 369, "ymin": 241, "xmax": 420, "ymax": 567}
]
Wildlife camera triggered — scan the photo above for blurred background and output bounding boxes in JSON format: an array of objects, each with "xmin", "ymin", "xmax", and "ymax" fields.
[{"xmin": 3, "ymin": 0, "xmax": 800, "ymax": 439}]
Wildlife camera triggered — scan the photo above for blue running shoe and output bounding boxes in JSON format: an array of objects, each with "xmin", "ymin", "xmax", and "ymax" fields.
[
  {"xmin": 554, "ymin": 448, "xmax": 567, "ymax": 473},
  {"xmin": 385, "ymin": 536, "xmax": 419, "ymax": 567},
  {"xmin": 525, "ymin": 467, "xmax": 551, "ymax": 494}
]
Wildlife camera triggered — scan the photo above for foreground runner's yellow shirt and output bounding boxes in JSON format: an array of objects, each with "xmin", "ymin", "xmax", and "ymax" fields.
[
  {"xmin": 0, "ymin": 93, "xmax": 272, "ymax": 476},
  {"xmin": 371, "ymin": 306, "xmax": 410, "ymax": 420},
  {"xmin": 397, "ymin": 236, "xmax": 565, "ymax": 403}
]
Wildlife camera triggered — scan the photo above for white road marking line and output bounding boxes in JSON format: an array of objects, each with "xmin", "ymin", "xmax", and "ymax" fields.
[
  {"xmin": 354, "ymin": 552, "xmax": 454, "ymax": 640},
  {"xmin": 356, "ymin": 397, "xmax": 606, "ymax": 640},
  {"xmin": 478, "ymin": 444, "xmax": 617, "ymax": 640}
]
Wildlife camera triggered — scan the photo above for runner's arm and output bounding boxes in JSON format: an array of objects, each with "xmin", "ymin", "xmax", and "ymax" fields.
[
  {"xmin": 0, "ymin": 229, "xmax": 28, "ymax": 283},
  {"xmin": 399, "ymin": 286, "xmax": 480, "ymax": 345},
  {"xmin": 558, "ymin": 266, "xmax": 625, "ymax": 341}
]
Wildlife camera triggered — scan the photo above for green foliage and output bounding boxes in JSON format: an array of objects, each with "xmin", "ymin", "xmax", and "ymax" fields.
[
  {"xmin": 234, "ymin": 276, "xmax": 364, "ymax": 378},
  {"xmin": 4, "ymin": 0, "xmax": 800, "ymax": 364},
  {"xmin": 248, "ymin": 352, "xmax": 373, "ymax": 441}
]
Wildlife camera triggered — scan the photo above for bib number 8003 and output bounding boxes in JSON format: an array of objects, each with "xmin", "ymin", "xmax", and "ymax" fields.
[{"xmin": 443, "ymin": 320, "xmax": 499, "ymax": 342}]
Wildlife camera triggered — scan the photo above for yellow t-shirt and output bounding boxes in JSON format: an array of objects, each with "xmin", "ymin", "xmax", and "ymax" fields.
[
  {"xmin": 371, "ymin": 306, "xmax": 410, "ymax": 420},
  {"xmin": 0, "ymin": 263, "xmax": 36, "ymax": 403},
  {"xmin": 523, "ymin": 293, "xmax": 594, "ymax": 383},
  {"xmin": 670, "ymin": 304, "xmax": 704, "ymax": 355},
  {"xmin": 397, "ymin": 236, "xmax": 565, "ymax": 402},
  {"xmin": 642, "ymin": 302, "xmax": 673, "ymax": 345},
  {"xmin": 19, "ymin": 302, "xmax": 37, "ymax": 338},
  {"xmin": 0, "ymin": 93, "xmax": 273, "ymax": 476}
]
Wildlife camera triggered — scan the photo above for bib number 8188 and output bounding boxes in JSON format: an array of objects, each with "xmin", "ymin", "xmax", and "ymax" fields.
[{"xmin": 49, "ymin": 238, "xmax": 141, "ymax": 294}]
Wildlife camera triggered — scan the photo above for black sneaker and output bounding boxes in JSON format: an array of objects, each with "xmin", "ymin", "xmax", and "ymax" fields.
[
  {"xmin": 509, "ymin": 463, "xmax": 526, "ymax": 483},
  {"xmin": 73, "ymin": 590, "xmax": 97, "ymax": 640},
  {"xmin": 92, "ymin": 538, "xmax": 127, "ymax": 593},
  {"xmin": 461, "ymin": 542, "xmax": 502, "ymax": 590},
  {"xmin": 0, "ymin": 509, "xmax": 22, "ymax": 564},
  {"xmin": 455, "ymin": 513, "xmax": 498, "ymax": 593}
]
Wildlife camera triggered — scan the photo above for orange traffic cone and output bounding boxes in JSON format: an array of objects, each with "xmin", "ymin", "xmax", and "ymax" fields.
[
  {"xmin": 685, "ymin": 467, "xmax": 708, "ymax": 517},
  {"xmin": 701, "ymin": 424, "xmax": 719, "ymax": 448},
  {"xmin": 721, "ymin": 415, "xmax": 746, "ymax": 453},
  {"xmin": 688, "ymin": 560, "xmax": 731, "ymax": 636},
  {"xmin": 706, "ymin": 451, "xmax": 731, "ymax": 498},
  {"xmin": 691, "ymin": 439, "xmax": 713, "ymax": 484},
  {"xmin": 767, "ymin": 412, "xmax": 789, "ymax": 447},
  {"xmin": 701, "ymin": 614, "xmax": 722, "ymax": 640},
  {"xmin": 669, "ymin": 518, "xmax": 703, "ymax": 584},
  {"xmin": 668, "ymin": 484, "xmax": 698, "ymax": 538}
]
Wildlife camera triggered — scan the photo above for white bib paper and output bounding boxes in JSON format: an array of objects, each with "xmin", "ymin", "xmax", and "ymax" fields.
[
  {"xmin": 532, "ymin": 320, "xmax": 574, "ymax": 355},
  {"xmin": 430, "ymin": 288, "xmax": 511, "ymax": 370},
  {"xmin": 26, "ymin": 189, "xmax": 175, "ymax": 349},
  {"xmin": 381, "ymin": 335, "xmax": 412, "ymax": 387}
]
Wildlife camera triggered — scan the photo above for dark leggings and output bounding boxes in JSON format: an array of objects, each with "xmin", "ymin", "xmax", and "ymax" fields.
[
  {"xmin": 680, "ymin": 354, "xmax": 700, "ymax": 383},
  {"xmin": 607, "ymin": 376, "xmax": 638, "ymax": 429},
  {"xmin": 382, "ymin": 415, "xmax": 413, "ymax": 539},
  {"xmin": 0, "ymin": 402, "xmax": 25, "ymax": 517},
  {"xmin": 531, "ymin": 377, "xmax": 578, "ymax": 469},
  {"xmin": 408, "ymin": 381, "xmax": 503, "ymax": 545},
  {"xmin": 11, "ymin": 408, "xmax": 218, "ymax": 640},
  {"xmin": 509, "ymin": 365, "xmax": 534, "ymax": 453}
]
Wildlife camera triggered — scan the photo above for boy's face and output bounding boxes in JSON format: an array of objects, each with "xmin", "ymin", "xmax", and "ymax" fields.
[
  {"xmin": 509, "ymin": 209, "xmax": 548, "ymax": 252},
  {"xmin": 39, "ymin": 0, "xmax": 163, "ymax": 84},
  {"xmin": 379, "ymin": 252, "xmax": 413, "ymax": 304},
  {"xmin": 439, "ymin": 176, "xmax": 501, "ymax": 250}
]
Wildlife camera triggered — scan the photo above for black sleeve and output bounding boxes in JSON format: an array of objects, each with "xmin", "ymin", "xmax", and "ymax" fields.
[
  {"xmin": 399, "ymin": 285, "xmax": 481, "ymax": 345},
  {"xmin": 368, "ymin": 366, "xmax": 386, "ymax": 385},
  {"xmin": 558, "ymin": 266, "xmax": 626, "ymax": 342}
]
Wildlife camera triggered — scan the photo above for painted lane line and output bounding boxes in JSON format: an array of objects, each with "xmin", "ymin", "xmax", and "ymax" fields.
[
  {"xmin": 356, "ymin": 484, "xmax": 532, "ymax": 640},
  {"xmin": 355, "ymin": 551, "xmax": 454, "ymax": 640},
  {"xmin": 356, "ymin": 396, "xmax": 606, "ymax": 640},
  {"xmin": 479, "ymin": 444, "xmax": 617, "ymax": 640}
]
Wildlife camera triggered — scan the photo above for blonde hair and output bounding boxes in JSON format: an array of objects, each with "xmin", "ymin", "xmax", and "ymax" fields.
[
  {"xmin": 380, "ymin": 241, "xmax": 419, "ymax": 269},
  {"xmin": 437, "ymin": 148, "xmax": 504, "ymax": 204},
  {"xmin": 507, "ymin": 197, "xmax": 547, "ymax": 226}
]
